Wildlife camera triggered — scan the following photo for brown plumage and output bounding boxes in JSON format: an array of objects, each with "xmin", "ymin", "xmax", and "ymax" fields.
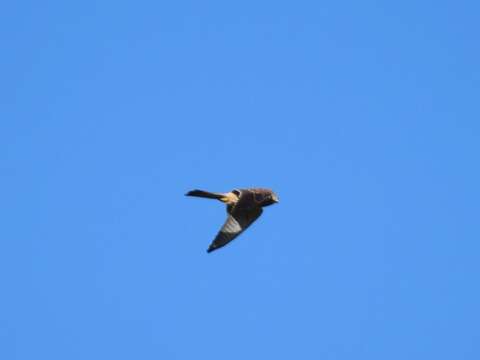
[{"xmin": 185, "ymin": 188, "xmax": 279, "ymax": 253}]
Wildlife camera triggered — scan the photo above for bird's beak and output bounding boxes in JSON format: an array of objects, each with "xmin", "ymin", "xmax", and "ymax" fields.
[{"xmin": 273, "ymin": 196, "xmax": 279, "ymax": 203}]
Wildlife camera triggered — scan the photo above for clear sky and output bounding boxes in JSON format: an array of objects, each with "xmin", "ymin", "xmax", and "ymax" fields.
[{"xmin": 2, "ymin": 1, "xmax": 479, "ymax": 359}]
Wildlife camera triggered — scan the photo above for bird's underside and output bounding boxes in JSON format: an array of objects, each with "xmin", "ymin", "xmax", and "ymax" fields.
[{"xmin": 185, "ymin": 188, "xmax": 278, "ymax": 252}]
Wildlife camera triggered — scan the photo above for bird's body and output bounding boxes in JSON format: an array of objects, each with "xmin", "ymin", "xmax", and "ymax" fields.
[{"xmin": 185, "ymin": 188, "xmax": 279, "ymax": 253}]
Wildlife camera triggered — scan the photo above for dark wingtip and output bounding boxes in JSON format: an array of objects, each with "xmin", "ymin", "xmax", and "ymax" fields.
[{"xmin": 207, "ymin": 246, "xmax": 215, "ymax": 253}]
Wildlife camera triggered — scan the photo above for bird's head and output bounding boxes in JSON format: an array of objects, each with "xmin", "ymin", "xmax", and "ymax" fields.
[{"xmin": 261, "ymin": 190, "xmax": 279, "ymax": 207}]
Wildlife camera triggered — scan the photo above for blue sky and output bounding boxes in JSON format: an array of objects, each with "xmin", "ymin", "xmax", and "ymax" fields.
[{"xmin": 2, "ymin": 1, "xmax": 479, "ymax": 359}]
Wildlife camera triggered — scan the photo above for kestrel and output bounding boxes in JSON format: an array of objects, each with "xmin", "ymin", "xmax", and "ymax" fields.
[{"xmin": 185, "ymin": 188, "xmax": 279, "ymax": 253}]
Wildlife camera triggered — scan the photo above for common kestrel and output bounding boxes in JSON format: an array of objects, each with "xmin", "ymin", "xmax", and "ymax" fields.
[{"xmin": 185, "ymin": 188, "xmax": 279, "ymax": 253}]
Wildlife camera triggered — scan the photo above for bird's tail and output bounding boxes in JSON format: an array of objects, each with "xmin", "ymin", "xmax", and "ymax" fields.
[{"xmin": 185, "ymin": 189, "xmax": 224, "ymax": 200}]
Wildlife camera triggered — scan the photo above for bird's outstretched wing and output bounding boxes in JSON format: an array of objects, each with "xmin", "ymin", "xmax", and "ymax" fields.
[{"xmin": 207, "ymin": 207, "xmax": 263, "ymax": 253}]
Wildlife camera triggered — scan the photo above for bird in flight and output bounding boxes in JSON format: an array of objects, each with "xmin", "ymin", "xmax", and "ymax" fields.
[{"xmin": 185, "ymin": 188, "xmax": 279, "ymax": 253}]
